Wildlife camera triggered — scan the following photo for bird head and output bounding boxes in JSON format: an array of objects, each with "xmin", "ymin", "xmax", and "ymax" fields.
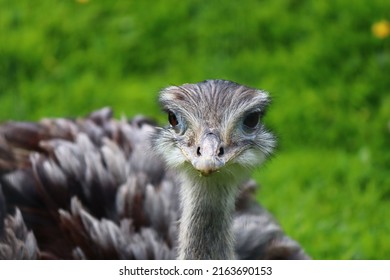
[{"xmin": 154, "ymin": 80, "xmax": 275, "ymax": 181}]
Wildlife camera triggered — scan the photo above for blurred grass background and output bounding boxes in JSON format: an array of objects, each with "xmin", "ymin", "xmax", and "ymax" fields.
[{"xmin": 0, "ymin": 0, "xmax": 389, "ymax": 259}]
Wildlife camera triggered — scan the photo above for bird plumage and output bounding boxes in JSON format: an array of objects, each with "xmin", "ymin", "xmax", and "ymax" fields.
[
  {"xmin": 0, "ymin": 80, "xmax": 309, "ymax": 260},
  {"xmin": 154, "ymin": 80, "xmax": 279, "ymax": 259}
]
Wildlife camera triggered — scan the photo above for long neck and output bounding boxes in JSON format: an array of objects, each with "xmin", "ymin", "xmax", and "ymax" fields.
[{"xmin": 178, "ymin": 175, "xmax": 238, "ymax": 259}]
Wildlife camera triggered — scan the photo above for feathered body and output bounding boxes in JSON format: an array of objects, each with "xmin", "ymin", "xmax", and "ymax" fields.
[{"xmin": 0, "ymin": 80, "xmax": 309, "ymax": 260}]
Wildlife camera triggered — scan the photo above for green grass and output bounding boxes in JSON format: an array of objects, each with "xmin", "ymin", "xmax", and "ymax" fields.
[
  {"xmin": 255, "ymin": 149, "xmax": 390, "ymax": 259},
  {"xmin": 0, "ymin": 0, "xmax": 389, "ymax": 259}
]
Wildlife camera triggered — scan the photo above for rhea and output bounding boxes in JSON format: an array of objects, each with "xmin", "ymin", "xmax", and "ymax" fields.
[
  {"xmin": 0, "ymin": 79, "xmax": 308, "ymax": 260},
  {"xmin": 153, "ymin": 80, "xmax": 275, "ymax": 259}
]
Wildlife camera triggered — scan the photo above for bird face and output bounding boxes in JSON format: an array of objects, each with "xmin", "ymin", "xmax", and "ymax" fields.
[{"xmin": 154, "ymin": 80, "xmax": 275, "ymax": 179}]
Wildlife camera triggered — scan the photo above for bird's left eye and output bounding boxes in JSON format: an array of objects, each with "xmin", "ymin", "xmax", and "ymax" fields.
[
  {"xmin": 168, "ymin": 110, "xmax": 178, "ymax": 127},
  {"xmin": 243, "ymin": 111, "xmax": 260, "ymax": 129}
]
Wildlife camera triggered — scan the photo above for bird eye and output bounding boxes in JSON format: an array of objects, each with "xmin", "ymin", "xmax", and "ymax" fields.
[
  {"xmin": 168, "ymin": 110, "xmax": 178, "ymax": 127},
  {"xmin": 167, "ymin": 110, "xmax": 187, "ymax": 134},
  {"xmin": 243, "ymin": 111, "xmax": 260, "ymax": 129}
]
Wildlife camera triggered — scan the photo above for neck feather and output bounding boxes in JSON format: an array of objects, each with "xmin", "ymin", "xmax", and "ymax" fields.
[{"xmin": 177, "ymin": 174, "xmax": 238, "ymax": 259}]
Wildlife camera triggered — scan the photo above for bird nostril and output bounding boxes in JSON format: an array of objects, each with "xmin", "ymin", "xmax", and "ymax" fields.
[{"xmin": 196, "ymin": 146, "xmax": 224, "ymax": 157}]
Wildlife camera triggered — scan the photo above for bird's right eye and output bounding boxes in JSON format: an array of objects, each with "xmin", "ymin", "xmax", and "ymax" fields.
[{"xmin": 168, "ymin": 110, "xmax": 179, "ymax": 127}]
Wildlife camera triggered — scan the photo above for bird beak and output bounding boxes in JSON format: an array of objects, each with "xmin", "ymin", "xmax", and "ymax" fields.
[{"xmin": 190, "ymin": 133, "xmax": 225, "ymax": 176}]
